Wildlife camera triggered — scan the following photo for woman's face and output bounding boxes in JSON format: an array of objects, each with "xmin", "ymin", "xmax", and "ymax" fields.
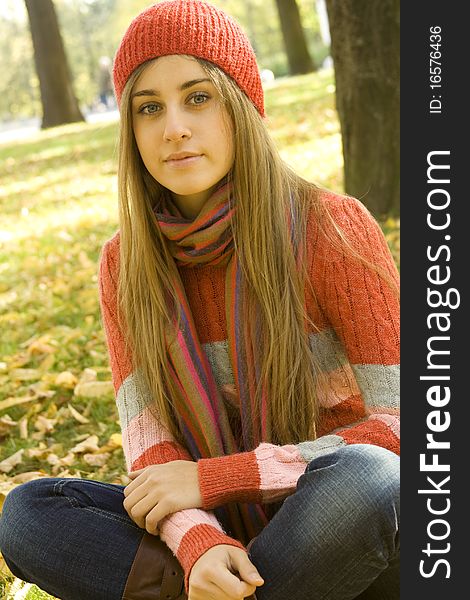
[{"xmin": 131, "ymin": 55, "xmax": 234, "ymax": 219}]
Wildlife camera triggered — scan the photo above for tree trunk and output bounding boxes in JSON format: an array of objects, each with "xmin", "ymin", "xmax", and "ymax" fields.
[
  {"xmin": 325, "ymin": 0, "xmax": 399, "ymax": 217},
  {"xmin": 274, "ymin": 0, "xmax": 316, "ymax": 74},
  {"xmin": 25, "ymin": 0, "xmax": 84, "ymax": 129}
]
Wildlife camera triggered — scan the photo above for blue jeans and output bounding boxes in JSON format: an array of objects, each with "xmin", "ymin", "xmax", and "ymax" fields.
[{"xmin": 0, "ymin": 444, "xmax": 399, "ymax": 599}]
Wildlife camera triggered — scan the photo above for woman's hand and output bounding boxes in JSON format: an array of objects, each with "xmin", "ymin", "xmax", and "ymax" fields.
[
  {"xmin": 123, "ymin": 460, "xmax": 202, "ymax": 534},
  {"xmin": 188, "ymin": 545, "xmax": 264, "ymax": 600}
]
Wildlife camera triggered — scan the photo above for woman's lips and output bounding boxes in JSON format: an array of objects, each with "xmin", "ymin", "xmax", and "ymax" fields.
[{"xmin": 164, "ymin": 155, "xmax": 203, "ymax": 168}]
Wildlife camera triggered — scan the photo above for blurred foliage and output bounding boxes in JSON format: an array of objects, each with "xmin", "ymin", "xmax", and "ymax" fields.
[
  {"xmin": 1, "ymin": 0, "xmax": 119, "ymax": 119},
  {"xmin": 0, "ymin": 0, "xmax": 328, "ymax": 120},
  {"xmin": 0, "ymin": 5, "xmax": 37, "ymax": 120},
  {"xmin": 0, "ymin": 67, "xmax": 399, "ymax": 599}
]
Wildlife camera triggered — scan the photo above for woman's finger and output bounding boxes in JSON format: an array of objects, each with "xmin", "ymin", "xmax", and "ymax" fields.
[
  {"xmin": 210, "ymin": 566, "xmax": 256, "ymax": 599},
  {"xmin": 144, "ymin": 500, "xmax": 173, "ymax": 534},
  {"xmin": 123, "ymin": 473, "xmax": 148, "ymax": 497},
  {"xmin": 229, "ymin": 551, "xmax": 263, "ymax": 589},
  {"xmin": 122, "ymin": 484, "xmax": 148, "ymax": 514},
  {"xmin": 127, "ymin": 467, "xmax": 146, "ymax": 479},
  {"xmin": 127, "ymin": 494, "xmax": 160, "ymax": 529}
]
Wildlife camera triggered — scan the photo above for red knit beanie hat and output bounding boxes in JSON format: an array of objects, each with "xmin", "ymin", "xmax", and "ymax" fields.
[{"xmin": 113, "ymin": 0, "xmax": 265, "ymax": 116}]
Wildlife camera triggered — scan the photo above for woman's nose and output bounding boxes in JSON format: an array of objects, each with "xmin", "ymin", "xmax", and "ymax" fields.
[{"xmin": 163, "ymin": 108, "xmax": 191, "ymax": 142}]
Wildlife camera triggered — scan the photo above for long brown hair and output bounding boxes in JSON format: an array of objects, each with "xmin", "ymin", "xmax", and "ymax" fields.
[{"xmin": 116, "ymin": 56, "xmax": 395, "ymax": 448}]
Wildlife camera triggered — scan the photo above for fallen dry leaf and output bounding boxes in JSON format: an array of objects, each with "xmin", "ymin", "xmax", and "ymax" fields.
[
  {"xmin": 0, "ymin": 480, "xmax": 19, "ymax": 512},
  {"xmin": 0, "ymin": 449, "xmax": 24, "ymax": 473},
  {"xmin": 9, "ymin": 368, "xmax": 41, "ymax": 381},
  {"xmin": 0, "ymin": 415, "xmax": 17, "ymax": 426},
  {"xmin": 68, "ymin": 402, "xmax": 90, "ymax": 424},
  {"xmin": 53, "ymin": 469, "xmax": 71, "ymax": 478},
  {"xmin": 45, "ymin": 402, "xmax": 58, "ymax": 418},
  {"xmin": 47, "ymin": 454, "xmax": 62, "ymax": 468},
  {"xmin": 83, "ymin": 452, "xmax": 110, "ymax": 467},
  {"xmin": 34, "ymin": 415, "xmax": 57, "ymax": 434},
  {"xmin": 27, "ymin": 443, "xmax": 48, "ymax": 459},
  {"xmin": 39, "ymin": 353, "xmax": 55, "ymax": 371},
  {"xmin": 53, "ymin": 469, "xmax": 78, "ymax": 478},
  {"xmin": 28, "ymin": 381, "xmax": 56, "ymax": 399},
  {"xmin": 100, "ymin": 432, "xmax": 122, "ymax": 453},
  {"xmin": 27, "ymin": 339, "xmax": 56, "ymax": 356},
  {"xmin": 72, "ymin": 433, "xmax": 93, "ymax": 442},
  {"xmin": 7, "ymin": 354, "xmax": 30, "ymax": 369},
  {"xmin": 12, "ymin": 471, "xmax": 47, "ymax": 484},
  {"xmin": 19, "ymin": 417, "xmax": 28, "ymax": 439},
  {"xmin": 74, "ymin": 381, "xmax": 113, "ymax": 398},
  {"xmin": 0, "ymin": 395, "xmax": 36, "ymax": 411},
  {"xmin": 27, "ymin": 445, "xmax": 57, "ymax": 461},
  {"xmin": 109, "ymin": 432, "xmax": 122, "ymax": 446},
  {"xmin": 56, "ymin": 371, "xmax": 78, "ymax": 389},
  {"xmin": 56, "ymin": 452, "xmax": 76, "ymax": 468},
  {"xmin": 0, "ymin": 415, "xmax": 17, "ymax": 437},
  {"xmin": 70, "ymin": 435, "xmax": 100, "ymax": 454},
  {"xmin": 107, "ymin": 432, "xmax": 122, "ymax": 448},
  {"xmin": 79, "ymin": 368, "xmax": 97, "ymax": 383}
]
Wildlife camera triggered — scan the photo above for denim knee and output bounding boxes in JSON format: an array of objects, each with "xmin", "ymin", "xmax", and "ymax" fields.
[
  {"xmin": 306, "ymin": 443, "xmax": 399, "ymax": 506},
  {"xmin": 0, "ymin": 478, "xmax": 55, "ymax": 562},
  {"xmin": 303, "ymin": 444, "xmax": 400, "ymax": 547}
]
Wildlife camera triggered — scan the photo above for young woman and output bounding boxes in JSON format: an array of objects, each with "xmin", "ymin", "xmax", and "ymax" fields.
[{"xmin": 0, "ymin": 1, "xmax": 400, "ymax": 599}]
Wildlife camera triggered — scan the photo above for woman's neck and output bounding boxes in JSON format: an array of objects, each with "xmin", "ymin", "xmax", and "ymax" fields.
[{"xmin": 170, "ymin": 187, "xmax": 216, "ymax": 220}]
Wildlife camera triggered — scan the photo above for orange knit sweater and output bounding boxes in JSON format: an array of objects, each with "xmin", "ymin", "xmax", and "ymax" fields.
[{"xmin": 98, "ymin": 191, "xmax": 400, "ymax": 588}]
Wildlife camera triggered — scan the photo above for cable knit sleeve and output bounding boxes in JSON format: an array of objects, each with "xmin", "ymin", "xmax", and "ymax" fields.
[
  {"xmin": 98, "ymin": 234, "xmax": 244, "ymax": 591},
  {"xmin": 308, "ymin": 193, "xmax": 400, "ymax": 449},
  {"xmin": 197, "ymin": 192, "xmax": 400, "ymax": 510}
]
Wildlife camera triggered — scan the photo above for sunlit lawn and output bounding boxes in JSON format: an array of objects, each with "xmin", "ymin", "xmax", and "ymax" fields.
[{"xmin": 0, "ymin": 68, "xmax": 399, "ymax": 599}]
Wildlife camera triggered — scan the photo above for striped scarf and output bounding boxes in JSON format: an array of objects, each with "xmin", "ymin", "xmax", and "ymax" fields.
[{"xmin": 154, "ymin": 181, "xmax": 297, "ymax": 543}]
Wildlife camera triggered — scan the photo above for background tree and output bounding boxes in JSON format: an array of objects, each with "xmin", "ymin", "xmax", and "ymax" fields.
[
  {"xmin": 24, "ymin": 0, "xmax": 84, "ymax": 128},
  {"xmin": 273, "ymin": 0, "xmax": 316, "ymax": 74},
  {"xmin": 325, "ymin": 0, "xmax": 400, "ymax": 216},
  {"xmin": 0, "ymin": 9, "xmax": 35, "ymax": 121},
  {"xmin": 54, "ymin": 0, "xmax": 118, "ymax": 111}
]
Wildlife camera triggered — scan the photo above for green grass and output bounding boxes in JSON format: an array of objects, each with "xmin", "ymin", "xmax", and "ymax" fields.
[
  {"xmin": 0, "ymin": 68, "xmax": 399, "ymax": 599},
  {"xmin": 25, "ymin": 586, "xmax": 57, "ymax": 600}
]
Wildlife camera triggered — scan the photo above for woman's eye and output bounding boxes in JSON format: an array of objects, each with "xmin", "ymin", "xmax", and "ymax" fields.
[
  {"xmin": 189, "ymin": 92, "xmax": 209, "ymax": 105},
  {"xmin": 139, "ymin": 103, "xmax": 160, "ymax": 115}
]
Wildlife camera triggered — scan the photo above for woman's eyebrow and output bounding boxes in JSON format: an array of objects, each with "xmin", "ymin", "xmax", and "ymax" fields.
[
  {"xmin": 180, "ymin": 78, "xmax": 211, "ymax": 90},
  {"xmin": 132, "ymin": 78, "xmax": 212, "ymax": 99}
]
